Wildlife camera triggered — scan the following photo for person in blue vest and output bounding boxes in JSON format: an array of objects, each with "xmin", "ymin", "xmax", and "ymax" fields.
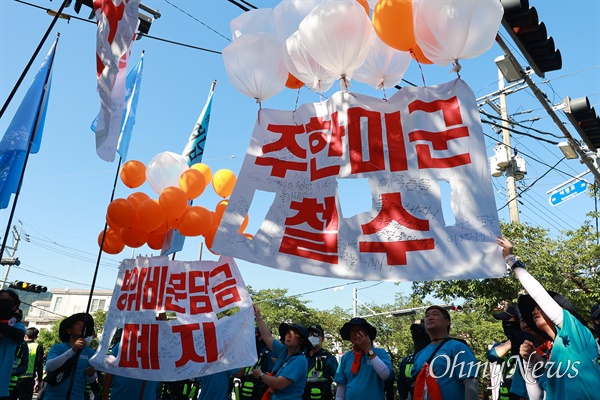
[
  {"xmin": 303, "ymin": 324, "xmax": 338, "ymax": 400},
  {"xmin": 498, "ymin": 236, "xmax": 600, "ymax": 399},
  {"xmin": 591, "ymin": 304, "xmax": 600, "ymax": 345},
  {"xmin": 0, "ymin": 290, "xmax": 26, "ymax": 400},
  {"xmin": 334, "ymin": 317, "xmax": 393, "ymax": 400},
  {"xmin": 410, "ymin": 306, "xmax": 478, "ymax": 400},
  {"xmin": 11, "ymin": 327, "xmax": 43, "ymax": 400},
  {"xmin": 198, "ymin": 369, "xmax": 241, "ymax": 400},
  {"xmin": 397, "ymin": 320, "xmax": 430, "ymax": 400},
  {"xmin": 252, "ymin": 305, "xmax": 311, "ymax": 400},
  {"xmin": 43, "ymin": 313, "xmax": 97, "ymax": 400},
  {"xmin": 102, "ymin": 341, "xmax": 161, "ymax": 400},
  {"xmin": 236, "ymin": 327, "xmax": 276, "ymax": 400}
]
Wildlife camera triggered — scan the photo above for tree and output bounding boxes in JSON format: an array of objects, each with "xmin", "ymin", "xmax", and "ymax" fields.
[{"xmin": 410, "ymin": 221, "xmax": 600, "ymax": 318}]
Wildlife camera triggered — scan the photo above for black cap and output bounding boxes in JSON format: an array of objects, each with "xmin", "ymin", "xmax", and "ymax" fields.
[
  {"xmin": 278, "ymin": 323, "xmax": 312, "ymax": 351},
  {"xmin": 493, "ymin": 305, "xmax": 521, "ymax": 321},
  {"xmin": 59, "ymin": 313, "xmax": 95, "ymax": 343},
  {"xmin": 591, "ymin": 304, "xmax": 600, "ymax": 321},
  {"xmin": 340, "ymin": 317, "xmax": 377, "ymax": 341},
  {"xmin": 518, "ymin": 292, "xmax": 587, "ymax": 341},
  {"xmin": 308, "ymin": 324, "xmax": 324, "ymax": 337}
]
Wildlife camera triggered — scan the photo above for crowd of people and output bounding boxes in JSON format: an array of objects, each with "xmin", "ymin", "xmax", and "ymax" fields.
[{"xmin": 1, "ymin": 235, "xmax": 600, "ymax": 400}]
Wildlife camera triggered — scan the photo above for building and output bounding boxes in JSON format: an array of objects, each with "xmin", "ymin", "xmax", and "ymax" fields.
[{"xmin": 25, "ymin": 289, "xmax": 112, "ymax": 333}]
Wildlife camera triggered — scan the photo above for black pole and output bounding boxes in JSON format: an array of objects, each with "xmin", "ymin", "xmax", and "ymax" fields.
[
  {"xmin": 0, "ymin": 35, "xmax": 59, "ymax": 257},
  {"xmin": 65, "ymin": 156, "xmax": 122, "ymax": 400},
  {"xmin": 0, "ymin": 0, "xmax": 70, "ymax": 120},
  {"xmin": 85, "ymin": 156, "xmax": 123, "ymax": 316}
]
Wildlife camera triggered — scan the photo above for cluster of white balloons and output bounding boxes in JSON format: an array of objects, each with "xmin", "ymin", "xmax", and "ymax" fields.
[{"xmin": 222, "ymin": 0, "xmax": 503, "ymax": 102}]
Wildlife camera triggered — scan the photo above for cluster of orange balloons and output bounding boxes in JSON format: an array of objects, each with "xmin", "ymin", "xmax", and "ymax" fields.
[
  {"xmin": 372, "ymin": 0, "xmax": 433, "ymax": 64},
  {"xmin": 98, "ymin": 159, "xmax": 247, "ymax": 255}
]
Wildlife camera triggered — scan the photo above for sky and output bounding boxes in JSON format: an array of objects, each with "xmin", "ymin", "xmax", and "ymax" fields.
[{"xmin": 1, "ymin": 0, "xmax": 599, "ymax": 316}]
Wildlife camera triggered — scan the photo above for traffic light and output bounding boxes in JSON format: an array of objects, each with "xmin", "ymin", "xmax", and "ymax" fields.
[
  {"xmin": 564, "ymin": 96, "xmax": 600, "ymax": 152},
  {"xmin": 500, "ymin": 0, "xmax": 562, "ymax": 77},
  {"xmin": 72, "ymin": 0, "xmax": 158, "ymax": 35},
  {"xmin": 8, "ymin": 281, "xmax": 48, "ymax": 294}
]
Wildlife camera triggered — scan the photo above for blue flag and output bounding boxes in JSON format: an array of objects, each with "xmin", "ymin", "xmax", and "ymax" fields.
[
  {"xmin": 162, "ymin": 81, "xmax": 216, "ymax": 256},
  {"xmin": 91, "ymin": 53, "xmax": 144, "ymax": 161},
  {"xmin": 0, "ymin": 40, "xmax": 57, "ymax": 209}
]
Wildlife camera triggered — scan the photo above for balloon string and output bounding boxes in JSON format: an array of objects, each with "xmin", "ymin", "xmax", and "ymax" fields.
[
  {"xmin": 382, "ymin": 84, "xmax": 388, "ymax": 102},
  {"xmin": 318, "ymin": 80, "xmax": 323, "ymax": 103},
  {"xmin": 294, "ymin": 87, "xmax": 300, "ymax": 112},
  {"xmin": 410, "ymin": 49, "xmax": 427, "ymax": 87},
  {"xmin": 452, "ymin": 60, "xmax": 462, "ymax": 78},
  {"xmin": 256, "ymin": 99, "xmax": 262, "ymax": 125}
]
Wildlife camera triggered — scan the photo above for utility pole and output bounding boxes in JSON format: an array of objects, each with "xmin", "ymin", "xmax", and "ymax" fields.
[
  {"xmin": 1, "ymin": 224, "xmax": 23, "ymax": 290},
  {"xmin": 498, "ymin": 67, "xmax": 520, "ymax": 223}
]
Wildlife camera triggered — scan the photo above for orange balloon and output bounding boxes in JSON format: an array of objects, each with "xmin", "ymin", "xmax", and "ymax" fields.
[
  {"xmin": 120, "ymin": 160, "xmax": 146, "ymax": 188},
  {"xmin": 150, "ymin": 219, "xmax": 169, "ymax": 235},
  {"xmin": 212, "ymin": 169, "xmax": 237, "ymax": 198},
  {"xmin": 242, "ymin": 233, "xmax": 254, "ymax": 240},
  {"xmin": 106, "ymin": 214, "xmax": 119, "ymax": 230},
  {"xmin": 167, "ymin": 205, "xmax": 189, "ymax": 230},
  {"xmin": 107, "ymin": 198, "xmax": 136, "ymax": 229},
  {"xmin": 285, "ymin": 73, "xmax": 304, "ymax": 89},
  {"xmin": 204, "ymin": 223, "xmax": 218, "ymax": 249},
  {"xmin": 191, "ymin": 163, "xmax": 213, "ymax": 185},
  {"xmin": 179, "ymin": 169, "xmax": 207, "ymax": 200},
  {"xmin": 356, "ymin": 0, "xmax": 370, "ymax": 16},
  {"xmin": 178, "ymin": 206, "xmax": 213, "ymax": 237},
  {"xmin": 127, "ymin": 192, "xmax": 151, "ymax": 209},
  {"xmin": 159, "ymin": 186, "xmax": 189, "ymax": 218},
  {"xmin": 409, "ymin": 45, "xmax": 433, "ymax": 64},
  {"xmin": 98, "ymin": 228, "xmax": 125, "ymax": 254},
  {"xmin": 120, "ymin": 226, "xmax": 148, "ymax": 248},
  {"xmin": 238, "ymin": 214, "xmax": 249, "ymax": 233},
  {"xmin": 372, "ymin": 0, "xmax": 433, "ymax": 64},
  {"xmin": 215, "ymin": 200, "xmax": 229, "ymax": 217},
  {"xmin": 137, "ymin": 199, "xmax": 166, "ymax": 233},
  {"xmin": 147, "ymin": 232, "xmax": 167, "ymax": 250}
]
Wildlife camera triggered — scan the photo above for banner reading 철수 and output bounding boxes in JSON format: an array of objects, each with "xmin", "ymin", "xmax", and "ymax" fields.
[
  {"xmin": 89, "ymin": 255, "xmax": 256, "ymax": 381},
  {"xmin": 212, "ymin": 79, "xmax": 505, "ymax": 281}
]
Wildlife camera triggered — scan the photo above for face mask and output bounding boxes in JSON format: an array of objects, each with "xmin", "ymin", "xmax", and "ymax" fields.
[
  {"xmin": 84, "ymin": 336, "xmax": 94, "ymax": 346},
  {"xmin": 0, "ymin": 299, "xmax": 14, "ymax": 320},
  {"xmin": 309, "ymin": 336, "xmax": 321, "ymax": 346},
  {"xmin": 502, "ymin": 320, "xmax": 520, "ymax": 338}
]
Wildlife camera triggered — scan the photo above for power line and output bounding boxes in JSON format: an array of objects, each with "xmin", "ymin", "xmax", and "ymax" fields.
[{"xmin": 162, "ymin": 0, "xmax": 231, "ymax": 43}]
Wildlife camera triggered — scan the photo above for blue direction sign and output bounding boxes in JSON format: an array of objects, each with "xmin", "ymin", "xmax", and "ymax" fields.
[{"xmin": 549, "ymin": 180, "xmax": 588, "ymax": 206}]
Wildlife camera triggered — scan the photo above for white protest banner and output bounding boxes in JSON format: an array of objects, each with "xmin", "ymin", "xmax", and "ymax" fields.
[
  {"xmin": 89, "ymin": 255, "xmax": 256, "ymax": 381},
  {"xmin": 213, "ymin": 79, "xmax": 505, "ymax": 281}
]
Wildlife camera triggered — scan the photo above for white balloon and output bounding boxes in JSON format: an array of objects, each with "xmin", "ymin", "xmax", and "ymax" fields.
[
  {"xmin": 298, "ymin": 0, "xmax": 373, "ymax": 80},
  {"xmin": 222, "ymin": 32, "xmax": 288, "ymax": 102},
  {"xmin": 273, "ymin": 0, "xmax": 321, "ymax": 43},
  {"xmin": 146, "ymin": 152, "xmax": 189, "ymax": 194},
  {"xmin": 285, "ymin": 31, "xmax": 336, "ymax": 92},
  {"xmin": 353, "ymin": 32, "xmax": 412, "ymax": 89},
  {"xmin": 413, "ymin": 0, "xmax": 503, "ymax": 66},
  {"xmin": 230, "ymin": 8, "xmax": 277, "ymax": 40}
]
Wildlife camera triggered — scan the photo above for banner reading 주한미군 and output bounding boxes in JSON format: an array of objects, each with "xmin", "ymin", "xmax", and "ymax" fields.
[
  {"xmin": 212, "ymin": 79, "xmax": 505, "ymax": 281},
  {"xmin": 89, "ymin": 256, "xmax": 256, "ymax": 381}
]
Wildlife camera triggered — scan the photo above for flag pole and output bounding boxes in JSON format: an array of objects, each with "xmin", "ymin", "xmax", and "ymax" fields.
[
  {"xmin": 0, "ymin": 35, "xmax": 59, "ymax": 257},
  {"xmin": 0, "ymin": 0, "xmax": 70, "ymax": 119},
  {"xmin": 65, "ymin": 156, "xmax": 122, "ymax": 400},
  {"xmin": 85, "ymin": 156, "xmax": 122, "ymax": 316}
]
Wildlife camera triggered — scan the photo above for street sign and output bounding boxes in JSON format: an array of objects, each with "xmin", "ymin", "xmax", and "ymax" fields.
[{"xmin": 549, "ymin": 180, "xmax": 588, "ymax": 206}]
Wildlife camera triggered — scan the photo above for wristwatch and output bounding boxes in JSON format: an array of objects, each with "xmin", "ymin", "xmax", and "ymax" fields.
[{"xmin": 367, "ymin": 350, "xmax": 375, "ymax": 356}]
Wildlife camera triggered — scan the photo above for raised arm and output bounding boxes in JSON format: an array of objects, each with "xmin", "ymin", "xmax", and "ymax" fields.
[
  {"xmin": 254, "ymin": 304, "xmax": 274, "ymax": 350},
  {"xmin": 497, "ymin": 236, "xmax": 563, "ymax": 329}
]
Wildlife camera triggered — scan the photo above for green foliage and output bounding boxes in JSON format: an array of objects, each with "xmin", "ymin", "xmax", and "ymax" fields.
[
  {"xmin": 16, "ymin": 291, "xmax": 52, "ymax": 318},
  {"xmin": 410, "ymin": 221, "xmax": 600, "ymax": 319}
]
